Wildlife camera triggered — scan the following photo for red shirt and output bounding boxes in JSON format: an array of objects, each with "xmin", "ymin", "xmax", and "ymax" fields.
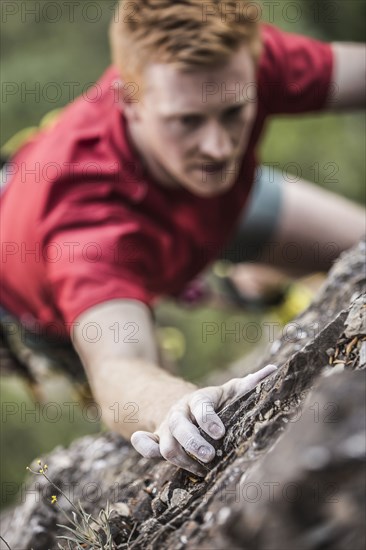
[{"xmin": 0, "ymin": 24, "xmax": 333, "ymax": 339}]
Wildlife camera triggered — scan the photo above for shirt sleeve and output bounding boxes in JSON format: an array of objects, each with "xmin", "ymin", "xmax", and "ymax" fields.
[
  {"xmin": 41, "ymin": 214, "xmax": 157, "ymax": 333},
  {"xmin": 258, "ymin": 23, "xmax": 334, "ymax": 115}
]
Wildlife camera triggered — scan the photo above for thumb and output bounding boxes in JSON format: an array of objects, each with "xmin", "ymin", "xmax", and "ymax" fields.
[
  {"xmin": 131, "ymin": 430, "xmax": 161, "ymax": 459},
  {"xmin": 252, "ymin": 364, "xmax": 278, "ymax": 383},
  {"xmin": 234, "ymin": 364, "xmax": 278, "ymax": 398}
]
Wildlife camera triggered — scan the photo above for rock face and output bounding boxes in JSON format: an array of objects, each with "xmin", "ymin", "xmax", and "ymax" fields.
[
  {"xmin": 1, "ymin": 240, "xmax": 365, "ymax": 550},
  {"xmin": 225, "ymin": 370, "xmax": 366, "ymax": 550}
]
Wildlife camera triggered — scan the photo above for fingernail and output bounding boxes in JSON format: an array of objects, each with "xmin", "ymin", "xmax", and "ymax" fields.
[
  {"xmin": 198, "ymin": 446, "xmax": 214, "ymax": 461},
  {"xmin": 209, "ymin": 422, "xmax": 224, "ymax": 438}
]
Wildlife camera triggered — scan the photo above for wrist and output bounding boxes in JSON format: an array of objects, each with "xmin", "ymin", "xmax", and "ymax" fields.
[{"xmin": 151, "ymin": 379, "xmax": 197, "ymax": 430}]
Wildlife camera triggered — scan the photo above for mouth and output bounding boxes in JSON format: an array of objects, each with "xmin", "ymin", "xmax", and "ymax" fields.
[
  {"xmin": 195, "ymin": 162, "xmax": 228, "ymax": 175},
  {"xmin": 205, "ymin": 163, "xmax": 226, "ymax": 174}
]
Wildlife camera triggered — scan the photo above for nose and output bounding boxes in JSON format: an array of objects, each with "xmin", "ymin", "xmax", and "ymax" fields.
[{"xmin": 199, "ymin": 121, "xmax": 233, "ymax": 161}]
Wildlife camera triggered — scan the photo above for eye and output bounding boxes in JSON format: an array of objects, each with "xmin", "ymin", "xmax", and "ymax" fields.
[
  {"xmin": 223, "ymin": 105, "xmax": 244, "ymax": 119},
  {"xmin": 180, "ymin": 114, "xmax": 202, "ymax": 127}
]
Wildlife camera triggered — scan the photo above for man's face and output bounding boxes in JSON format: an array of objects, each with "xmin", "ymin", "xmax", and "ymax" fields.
[{"xmin": 124, "ymin": 45, "xmax": 257, "ymax": 197}]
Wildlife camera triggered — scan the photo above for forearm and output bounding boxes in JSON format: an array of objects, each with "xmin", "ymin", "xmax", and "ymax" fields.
[
  {"xmin": 260, "ymin": 179, "xmax": 365, "ymax": 276},
  {"xmin": 86, "ymin": 356, "xmax": 197, "ymax": 438},
  {"xmin": 73, "ymin": 299, "xmax": 197, "ymax": 438}
]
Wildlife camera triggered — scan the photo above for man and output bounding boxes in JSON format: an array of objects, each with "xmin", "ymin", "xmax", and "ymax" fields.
[{"xmin": 1, "ymin": 0, "xmax": 365, "ymax": 477}]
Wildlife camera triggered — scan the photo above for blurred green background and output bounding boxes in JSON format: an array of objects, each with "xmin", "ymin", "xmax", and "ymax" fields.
[{"xmin": 1, "ymin": 0, "xmax": 365, "ymax": 511}]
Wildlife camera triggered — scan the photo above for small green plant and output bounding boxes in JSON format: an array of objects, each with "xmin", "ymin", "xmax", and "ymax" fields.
[{"xmin": 26, "ymin": 459, "xmax": 121, "ymax": 549}]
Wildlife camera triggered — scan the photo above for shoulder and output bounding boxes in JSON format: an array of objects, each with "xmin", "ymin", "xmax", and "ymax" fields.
[
  {"xmin": 9, "ymin": 65, "xmax": 123, "ymax": 173},
  {"xmin": 257, "ymin": 23, "xmax": 333, "ymax": 114}
]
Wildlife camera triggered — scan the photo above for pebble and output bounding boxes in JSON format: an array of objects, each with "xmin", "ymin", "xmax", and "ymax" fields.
[
  {"xmin": 264, "ymin": 409, "xmax": 274, "ymax": 420},
  {"xmin": 159, "ymin": 484, "xmax": 171, "ymax": 504},
  {"xmin": 151, "ymin": 497, "xmax": 167, "ymax": 516},
  {"xmin": 253, "ymin": 422, "xmax": 262, "ymax": 433},
  {"xmin": 171, "ymin": 488, "xmax": 191, "ymax": 509},
  {"xmin": 110, "ymin": 502, "xmax": 130, "ymax": 516}
]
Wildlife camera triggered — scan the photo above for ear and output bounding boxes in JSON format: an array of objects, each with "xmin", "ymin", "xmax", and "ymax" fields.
[{"xmin": 113, "ymin": 78, "xmax": 141, "ymax": 120}]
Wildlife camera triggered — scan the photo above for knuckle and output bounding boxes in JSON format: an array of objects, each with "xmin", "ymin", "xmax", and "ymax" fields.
[
  {"xmin": 185, "ymin": 435, "xmax": 200, "ymax": 453},
  {"xmin": 189, "ymin": 389, "xmax": 205, "ymax": 402},
  {"xmin": 168, "ymin": 411, "xmax": 183, "ymax": 432},
  {"xmin": 131, "ymin": 433, "xmax": 160, "ymax": 459},
  {"xmin": 190, "ymin": 393, "xmax": 210, "ymax": 410},
  {"xmin": 229, "ymin": 378, "xmax": 241, "ymax": 387}
]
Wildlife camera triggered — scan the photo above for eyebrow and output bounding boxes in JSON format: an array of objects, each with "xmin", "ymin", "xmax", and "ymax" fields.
[{"xmin": 163, "ymin": 101, "xmax": 249, "ymax": 119}]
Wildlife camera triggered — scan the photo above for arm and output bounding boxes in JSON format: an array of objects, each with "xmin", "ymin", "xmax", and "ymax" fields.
[
  {"xmin": 73, "ymin": 299, "xmax": 197, "ymax": 437},
  {"xmin": 73, "ymin": 299, "xmax": 277, "ymax": 476},
  {"xmin": 252, "ymin": 177, "xmax": 365, "ymax": 277},
  {"xmin": 325, "ymin": 42, "xmax": 366, "ymax": 110}
]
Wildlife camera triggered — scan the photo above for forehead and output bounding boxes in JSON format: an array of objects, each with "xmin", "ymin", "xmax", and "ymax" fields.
[{"xmin": 142, "ymin": 44, "xmax": 255, "ymax": 114}]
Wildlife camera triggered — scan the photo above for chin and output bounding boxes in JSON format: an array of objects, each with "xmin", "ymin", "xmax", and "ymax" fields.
[
  {"xmin": 188, "ymin": 181, "xmax": 233, "ymax": 197},
  {"xmin": 190, "ymin": 167, "xmax": 236, "ymax": 192}
]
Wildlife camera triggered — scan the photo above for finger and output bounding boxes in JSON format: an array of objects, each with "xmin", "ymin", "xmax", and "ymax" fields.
[
  {"xmin": 159, "ymin": 432, "xmax": 207, "ymax": 477},
  {"xmin": 231, "ymin": 364, "xmax": 278, "ymax": 398},
  {"xmin": 169, "ymin": 410, "xmax": 216, "ymax": 462},
  {"xmin": 247, "ymin": 364, "xmax": 278, "ymax": 385},
  {"xmin": 189, "ymin": 392, "xmax": 226, "ymax": 440},
  {"xmin": 131, "ymin": 431, "xmax": 161, "ymax": 459}
]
